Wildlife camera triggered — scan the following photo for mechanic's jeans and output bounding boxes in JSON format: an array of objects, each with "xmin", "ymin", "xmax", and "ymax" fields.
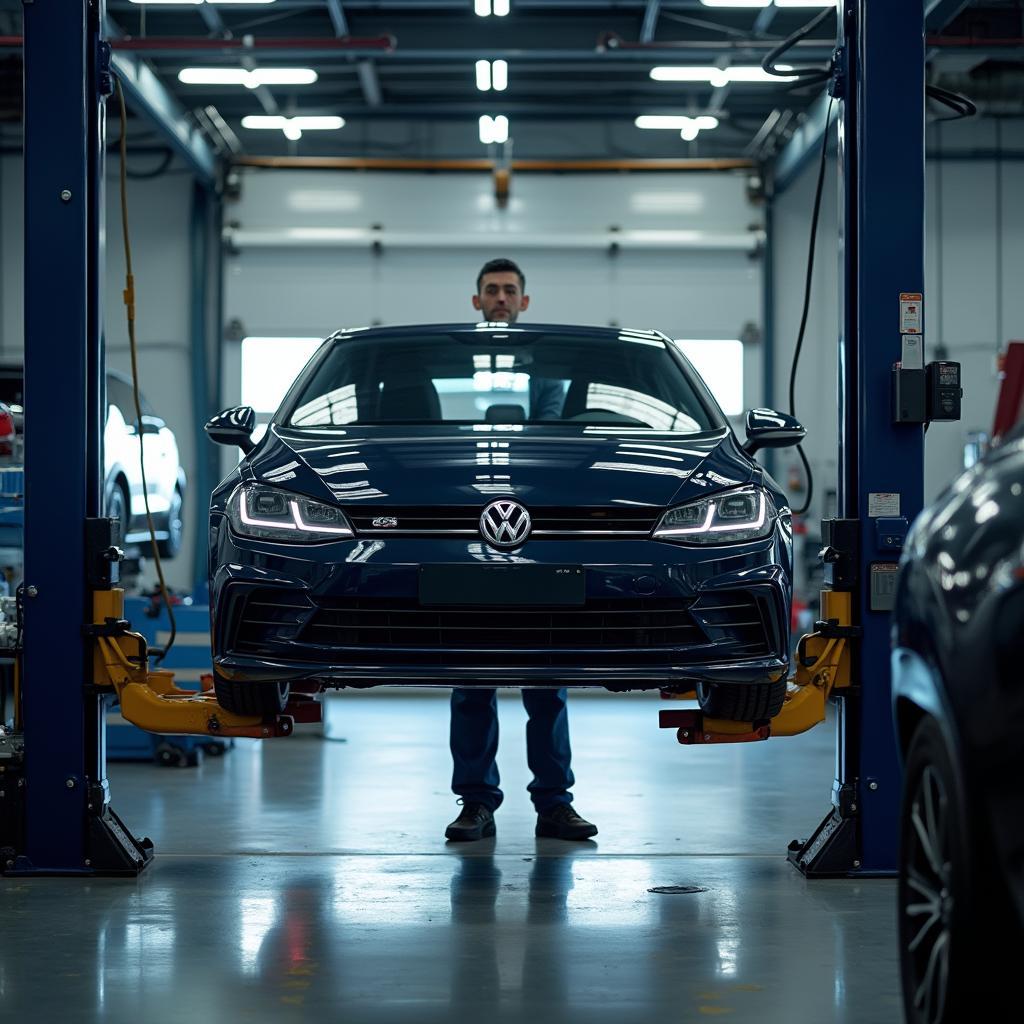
[{"xmin": 450, "ymin": 688, "xmax": 575, "ymax": 813}]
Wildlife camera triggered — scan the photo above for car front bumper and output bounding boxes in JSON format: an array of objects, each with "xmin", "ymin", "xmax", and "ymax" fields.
[{"xmin": 210, "ymin": 517, "xmax": 792, "ymax": 690}]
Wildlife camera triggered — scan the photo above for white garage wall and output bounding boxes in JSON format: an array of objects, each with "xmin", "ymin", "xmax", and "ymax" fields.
[
  {"xmin": 771, "ymin": 118, "xmax": 1024, "ymax": 522},
  {"xmin": 0, "ymin": 155, "xmax": 196, "ymax": 590},
  {"xmin": 221, "ymin": 168, "xmax": 765, "ymax": 415}
]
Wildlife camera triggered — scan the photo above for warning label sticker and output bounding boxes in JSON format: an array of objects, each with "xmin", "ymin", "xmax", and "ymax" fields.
[
  {"xmin": 900, "ymin": 293, "xmax": 923, "ymax": 335},
  {"xmin": 868, "ymin": 492, "xmax": 901, "ymax": 517},
  {"xmin": 870, "ymin": 563, "xmax": 900, "ymax": 612}
]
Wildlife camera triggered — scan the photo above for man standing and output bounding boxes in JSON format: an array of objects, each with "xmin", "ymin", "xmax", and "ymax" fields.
[{"xmin": 444, "ymin": 258, "xmax": 598, "ymax": 843}]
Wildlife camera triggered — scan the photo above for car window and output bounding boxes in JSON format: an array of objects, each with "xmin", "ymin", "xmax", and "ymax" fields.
[
  {"xmin": 0, "ymin": 374, "xmax": 24, "ymax": 409},
  {"xmin": 284, "ymin": 333, "xmax": 717, "ymax": 432},
  {"xmin": 106, "ymin": 374, "xmax": 155, "ymax": 422}
]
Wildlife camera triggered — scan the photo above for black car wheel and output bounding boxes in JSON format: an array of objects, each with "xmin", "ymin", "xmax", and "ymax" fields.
[
  {"xmin": 899, "ymin": 715, "xmax": 974, "ymax": 1024},
  {"xmin": 105, "ymin": 478, "xmax": 130, "ymax": 545},
  {"xmin": 213, "ymin": 673, "xmax": 290, "ymax": 717},
  {"xmin": 158, "ymin": 485, "xmax": 184, "ymax": 559},
  {"xmin": 695, "ymin": 679, "xmax": 786, "ymax": 721}
]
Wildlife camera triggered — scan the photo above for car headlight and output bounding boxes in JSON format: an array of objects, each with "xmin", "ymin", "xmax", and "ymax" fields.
[
  {"xmin": 654, "ymin": 486, "xmax": 775, "ymax": 545},
  {"xmin": 228, "ymin": 484, "xmax": 353, "ymax": 543}
]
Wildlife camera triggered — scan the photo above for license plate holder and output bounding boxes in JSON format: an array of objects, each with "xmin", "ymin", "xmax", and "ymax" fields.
[{"xmin": 418, "ymin": 564, "xmax": 585, "ymax": 606}]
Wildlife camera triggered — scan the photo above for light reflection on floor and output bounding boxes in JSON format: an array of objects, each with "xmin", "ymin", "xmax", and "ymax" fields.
[{"xmin": 0, "ymin": 693, "xmax": 902, "ymax": 1022}]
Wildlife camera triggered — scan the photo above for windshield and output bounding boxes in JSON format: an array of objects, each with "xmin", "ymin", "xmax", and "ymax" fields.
[{"xmin": 283, "ymin": 332, "xmax": 718, "ymax": 433}]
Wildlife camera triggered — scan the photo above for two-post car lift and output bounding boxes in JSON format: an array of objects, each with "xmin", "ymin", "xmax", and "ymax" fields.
[{"xmin": 0, "ymin": 0, "xmax": 932, "ymax": 877}]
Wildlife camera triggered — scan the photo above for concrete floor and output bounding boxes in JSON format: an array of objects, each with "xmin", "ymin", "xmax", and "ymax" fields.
[{"xmin": 0, "ymin": 693, "xmax": 903, "ymax": 1023}]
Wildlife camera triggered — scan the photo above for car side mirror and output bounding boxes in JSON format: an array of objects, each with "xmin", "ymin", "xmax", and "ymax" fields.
[
  {"xmin": 743, "ymin": 408, "xmax": 806, "ymax": 455},
  {"xmin": 205, "ymin": 406, "xmax": 256, "ymax": 454}
]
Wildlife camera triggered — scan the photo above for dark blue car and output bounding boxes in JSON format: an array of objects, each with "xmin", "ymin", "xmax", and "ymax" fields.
[
  {"xmin": 892, "ymin": 424, "xmax": 1024, "ymax": 1023},
  {"xmin": 205, "ymin": 323, "xmax": 805, "ymax": 719}
]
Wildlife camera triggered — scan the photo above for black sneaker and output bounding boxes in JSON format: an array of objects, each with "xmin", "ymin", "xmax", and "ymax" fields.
[
  {"xmin": 535, "ymin": 804, "xmax": 598, "ymax": 841},
  {"xmin": 445, "ymin": 802, "xmax": 496, "ymax": 842}
]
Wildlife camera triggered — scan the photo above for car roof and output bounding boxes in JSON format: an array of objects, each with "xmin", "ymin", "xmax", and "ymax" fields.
[{"xmin": 325, "ymin": 322, "xmax": 672, "ymax": 345}]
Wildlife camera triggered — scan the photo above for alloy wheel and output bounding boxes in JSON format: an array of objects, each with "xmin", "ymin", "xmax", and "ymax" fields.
[{"xmin": 903, "ymin": 763, "xmax": 954, "ymax": 1024}]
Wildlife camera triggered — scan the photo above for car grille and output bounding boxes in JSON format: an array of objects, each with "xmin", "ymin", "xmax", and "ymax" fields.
[
  {"xmin": 229, "ymin": 586, "xmax": 772, "ymax": 668},
  {"xmin": 345, "ymin": 506, "xmax": 659, "ymax": 537},
  {"xmin": 690, "ymin": 591, "xmax": 772, "ymax": 656}
]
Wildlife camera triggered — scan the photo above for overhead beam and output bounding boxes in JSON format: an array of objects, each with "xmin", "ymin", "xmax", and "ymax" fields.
[
  {"xmin": 639, "ymin": 0, "xmax": 660, "ymax": 44},
  {"xmin": 356, "ymin": 60, "xmax": 383, "ymax": 107},
  {"xmin": 198, "ymin": 5, "xmax": 225, "ymax": 35},
  {"xmin": 94, "ymin": 41, "xmax": 833, "ymax": 62},
  {"xmin": 326, "ymin": 0, "xmax": 350, "ymax": 36},
  {"xmin": 753, "ymin": 6, "xmax": 777, "ymax": 36},
  {"xmin": 925, "ymin": 0, "xmax": 972, "ymax": 32},
  {"xmin": 325, "ymin": 0, "xmax": 382, "ymax": 108},
  {"xmin": 110, "ymin": 53, "xmax": 217, "ymax": 187},
  {"xmin": 773, "ymin": 2, "xmax": 971, "ymax": 194}
]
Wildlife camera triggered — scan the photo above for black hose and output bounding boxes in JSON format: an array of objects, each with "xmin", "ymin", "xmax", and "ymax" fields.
[{"xmin": 762, "ymin": 7, "xmax": 836, "ymax": 80}]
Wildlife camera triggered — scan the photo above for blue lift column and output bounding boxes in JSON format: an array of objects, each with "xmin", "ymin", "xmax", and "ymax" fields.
[
  {"xmin": 790, "ymin": 0, "xmax": 926, "ymax": 877},
  {"xmin": 6, "ymin": 0, "xmax": 152, "ymax": 875}
]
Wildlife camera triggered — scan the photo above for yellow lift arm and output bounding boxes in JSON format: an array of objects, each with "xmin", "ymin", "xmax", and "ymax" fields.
[
  {"xmin": 660, "ymin": 591, "xmax": 856, "ymax": 745},
  {"xmin": 91, "ymin": 589, "xmax": 316, "ymax": 738}
]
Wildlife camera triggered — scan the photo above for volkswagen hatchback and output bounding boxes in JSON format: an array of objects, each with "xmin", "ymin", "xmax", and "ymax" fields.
[{"xmin": 206, "ymin": 323, "xmax": 804, "ymax": 718}]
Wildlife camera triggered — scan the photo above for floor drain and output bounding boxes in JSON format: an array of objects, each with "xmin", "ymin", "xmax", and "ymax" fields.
[{"xmin": 647, "ymin": 885, "xmax": 709, "ymax": 895}]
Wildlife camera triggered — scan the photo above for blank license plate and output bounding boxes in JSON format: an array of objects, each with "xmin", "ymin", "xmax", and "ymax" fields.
[{"xmin": 418, "ymin": 564, "xmax": 585, "ymax": 606}]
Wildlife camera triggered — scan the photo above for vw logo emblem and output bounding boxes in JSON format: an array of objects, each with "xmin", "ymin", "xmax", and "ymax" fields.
[{"xmin": 479, "ymin": 499, "xmax": 532, "ymax": 549}]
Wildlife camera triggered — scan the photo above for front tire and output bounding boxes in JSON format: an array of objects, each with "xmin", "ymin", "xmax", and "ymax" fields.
[
  {"xmin": 157, "ymin": 485, "xmax": 184, "ymax": 559},
  {"xmin": 105, "ymin": 478, "xmax": 130, "ymax": 546},
  {"xmin": 898, "ymin": 715, "xmax": 971, "ymax": 1024},
  {"xmin": 695, "ymin": 678, "xmax": 787, "ymax": 721},
  {"xmin": 213, "ymin": 673, "xmax": 289, "ymax": 717}
]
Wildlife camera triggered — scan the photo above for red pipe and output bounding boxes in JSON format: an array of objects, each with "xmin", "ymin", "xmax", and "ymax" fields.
[
  {"xmin": 0, "ymin": 34, "xmax": 396, "ymax": 52},
  {"xmin": 111, "ymin": 35, "xmax": 396, "ymax": 53}
]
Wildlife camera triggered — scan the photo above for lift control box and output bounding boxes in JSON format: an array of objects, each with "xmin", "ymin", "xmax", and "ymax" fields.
[
  {"xmin": 892, "ymin": 365, "xmax": 926, "ymax": 424},
  {"xmin": 926, "ymin": 360, "xmax": 962, "ymax": 421}
]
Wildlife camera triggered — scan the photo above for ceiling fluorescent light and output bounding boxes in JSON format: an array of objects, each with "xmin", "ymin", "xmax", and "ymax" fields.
[
  {"xmin": 680, "ymin": 116, "xmax": 719, "ymax": 141},
  {"xmin": 635, "ymin": 116, "xmax": 695, "ymax": 130},
  {"xmin": 650, "ymin": 65, "xmax": 794, "ymax": 86},
  {"xmin": 649, "ymin": 66, "xmax": 723, "ymax": 85},
  {"xmin": 207, "ymin": 0, "xmax": 277, "ymax": 5},
  {"xmin": 475, "ymin": 59, "xmax": 507, "ymax": 93},
  {"xmin": 491, "ymin": 59, "xmax": 508, "ymax": 91},
  {"xmin": 479, "ymin": 115, "xmax": 509, "ymax": 145},
  {"xmin": 179, "ymin": 68, "xmax": 317, "ymax": 88},
  {"xmin": 475, "ymin": 0, "xmax": 490, "ymax": 15},
  {"xmin": 475, "ymin": 59, "xmax": 491, "ymax": 91},
  {"xmin": 180, "ymin": 68, "xmax": 249, "ymax": 86},
  {"xmin": 634, "ymin": 115, "xmax": 718, "ymax": 139},
  {"xmin": 699, "ymin": 1, "xmax": 770, "ymax": 8},
  {"xmin": 775, "ymin": 2, "xmax": 835, "ymax": 7},
  {"xmin": 242, "ymin": 115, "xmax": 344, "ymax": 140},
  {"xmin": 252, "ymin": 68, "xmax": 318, "ymax": 86},
  {"xmin": 724, "ymin": 66, "xmax": 795, "ymax": 83},
  {"xmin": 493, "ymin": 0, "xmax": 510, "ymax": 14}
]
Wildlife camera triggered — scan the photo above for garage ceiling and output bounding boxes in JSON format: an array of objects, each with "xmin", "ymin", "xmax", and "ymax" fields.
[{"xmin": 0, "ymin": 1, "xmax": 1022, "ymax": 162}]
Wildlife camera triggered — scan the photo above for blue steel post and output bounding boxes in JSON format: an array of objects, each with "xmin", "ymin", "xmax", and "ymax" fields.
[
  {"xmin": 786, "ymin": 0, "xmax": 925, "ymax": 878},
  {"xmin": 190, "ymin": 182, "xmax": 213, "ymax": 594},
  {"xmin": 17, "ymin": 0, "xmax": 150, "ymax": 875},
  {"xmin": 20, "ymin": 0, "xmax": 96, "ymax": 872},
  {"xmin": 761, "ymin": 195, "xmax": 776, "ymax": 478},
  {"xmin": 841, "ymin": 0, "xmax": 925, "ymax": 874}
]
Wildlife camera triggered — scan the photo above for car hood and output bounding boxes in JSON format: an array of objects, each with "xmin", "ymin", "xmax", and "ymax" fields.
[{"xmin": 243, "ymin": 424, "xmax": 759, "ymax": 510}]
